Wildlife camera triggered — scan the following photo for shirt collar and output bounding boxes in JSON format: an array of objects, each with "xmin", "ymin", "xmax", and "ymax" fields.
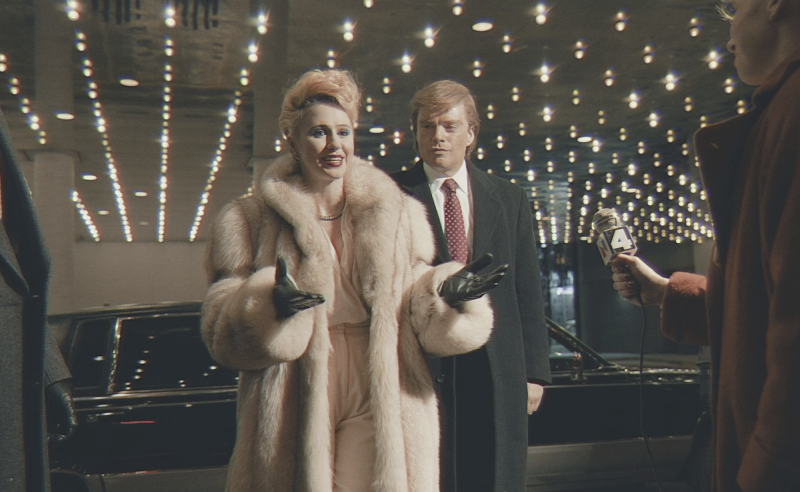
[{"xmin": 423, "ymin": 160, "xmax": 470, "ymax": 195}]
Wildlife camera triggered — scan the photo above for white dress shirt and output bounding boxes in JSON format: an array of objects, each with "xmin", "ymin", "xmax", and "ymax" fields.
[{"xmin": 423, "ymin": 160, "xmax": 473, "ymax": 260}]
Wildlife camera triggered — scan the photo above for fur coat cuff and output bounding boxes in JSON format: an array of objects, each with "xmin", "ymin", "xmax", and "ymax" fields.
[
  {"xmin": 201, "ymin": 266, "xmax": 314, "ymax": 370},
  {"xmin": 408, "ymin": 262, "xmax": 493, "ymax": 356}
]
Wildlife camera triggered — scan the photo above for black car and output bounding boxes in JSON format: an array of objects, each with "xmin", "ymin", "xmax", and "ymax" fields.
[{"xmin": 48, "ymin": 302, "xmax": 709, "ymax": 492}]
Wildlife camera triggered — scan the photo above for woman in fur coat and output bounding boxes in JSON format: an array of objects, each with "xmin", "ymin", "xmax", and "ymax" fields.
[{"xmin": 201, "ymin": 69, "xmax": 504, "ymax": 492}]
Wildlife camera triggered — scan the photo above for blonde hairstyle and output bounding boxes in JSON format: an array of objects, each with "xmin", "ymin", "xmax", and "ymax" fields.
[
  {"xmin": 279, "ymin": 69, "xmax": 361, "ymax": 139},
  {"xmin": 410, "ymin": 80, "xmax": 480, "ymax": 156}
]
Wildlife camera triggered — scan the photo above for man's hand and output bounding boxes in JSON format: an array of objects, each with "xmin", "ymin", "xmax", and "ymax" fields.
[
  {"xmin": 438, "ymin": 253, "xmax": 509, "ymax": 309},
  {"xmin": 527, "ymin": 382, "xmax": 544, "ymax": 415},
  {"xmin": 273, "ymin": 256, "xmax": 325, "ymax": 319},
  {"xmin": 45, "ymin": 380, "xmax": 78, "ymax": 442},
  {"xmin": 610, "ymin": 254, "xmax": 669, "ymax": 306}
]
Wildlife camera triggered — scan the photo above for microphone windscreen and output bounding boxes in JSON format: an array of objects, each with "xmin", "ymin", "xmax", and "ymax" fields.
[{"xmin": 592, "ymin": 208, "xmax": 620, "ymax": 233}]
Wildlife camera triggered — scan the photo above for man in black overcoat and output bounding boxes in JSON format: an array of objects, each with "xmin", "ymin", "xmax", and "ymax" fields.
[
  {"xmin": 0, "ymin": 108, "xmax": 77, "ymax": 492},
  {"xmin": 392, "ymin": 80, "xmax": 552, "ymax": 491}
]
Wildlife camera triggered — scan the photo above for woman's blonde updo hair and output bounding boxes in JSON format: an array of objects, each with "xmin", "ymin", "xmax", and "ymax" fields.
[{"xmin": 279, "ymin": 69, "xmax": 361, "ymax": 139}]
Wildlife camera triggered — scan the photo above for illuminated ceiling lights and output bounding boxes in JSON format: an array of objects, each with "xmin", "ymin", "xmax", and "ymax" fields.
[
  {"xmin": 572, "ymin": 89, "xmax": 580, "ymax": 105},
  {"xmin": 538, "ymin": 63, "xmax": 552, "ymax": 83},
  {"xmin": 664, "ymin": 71, "xmax": 678, "ymax": 91},
  {"xmin": 1, "ymin": 55, "xmax": 47, "ymax": 144},
  {"xmin": 486, "ymin": 103, "xmax": 495, "ymax": 119},
  {"xmin": 247, "ymin": 41, "xmax": 259, "ymax": 63},
  {"xmin": 574, "ymin": 40, "xmax": 586, "ymax": 59},
  {"xmin": 74, "ymin": 28, "xmax": 133, "ymax": 241},
  {"xmin": 382, "ymin": 77, "xmax": 391, "ymax": 93},
  {"xmin": 689, "ymin": 16, "xmax": 702, "ymax": 37},
  {"xmin": 502, "ymin": 34, "xmax": 512, "ymax": 53},
  {"xmin": 684, "ymin": 96, "xmax": 695, "ymax": 111},
  {"xmin": 642, "ymin": 44, "xmax": 654, "ymax": 64},
  {"xmin": 628, "ymin": 90, "xmax": 640, "ymax": 109},
  {"xmin": 401, "ymin": 52, "xmax": 412, "ymax": 73},
  {"xmin": 327, "ymin": 49, "xmax": 336, "ymax": 68},
  {"xmin": 534, "ymin": 3, "xmax": 548, "ymax": 24},
  {"xmin": 472, "ymin": 59, "xmax": 483, "ymax": 77},
  {"xmin": 189, "ymin": 92, "xmax": 243, "ymax": 242},
  {"xmin": 257, "ymin": 11, "xmax": 268, "ymax": 34},
  {"xmin": 707, "ymin": 49, "xmax": 722, "ymax": 69},
  {"xmin": 518, "ymin": 122, "xmax": 526, "ymax": 136},
  {"xmin": 614, "ymin": 11, "xmax": 628, "ymax": 31},
  {"xmin": 724, "ymin": 77, "xmax": 736, "ymax": 93},
  {"xmin": 452, "ymin": 0, "xmax": 463, "ymax": 16},
  {"xmin": 542, "ymin": 105, "xmax": 553, "ymax": 122},
  {"xmin": 472, "ymin": 18, "xmax": 493, "ymax": 31},
  {"xmin": 392, "ymin": 131, "xmax": 402, "ymax": 144},
  {"xmin": 604, "ymin": 69, "xmax": 615, "ymax": 86},
  {"xmin": 424, "ymin": 27, "xmax": 436, "ymax": 48},
  {"xmin": 365, "ymin": 96, "xmax": 374, "ymax": 112},
  {"xmin": 512, "ymin": 86, "xmax": 520, "ymax": 102},
  {"xmin": 71, "ymin": 190, "xmax": 100, "ymax": 241},
  {"xmin": 165, "ymin": 3, "xmax": 177, "ymax": 28},
  {"xmin": 157, "ymin": 37, "xmax": 174, "ymax": 243},
  {"xmin": 65, "ymin": 0, "xmax": 80, "ymax": 21},
  {"xmin": 648, "ymin": 111, "xmax": 661, "ymax": 127},
  {"xmin": 364, "ymin": 0, "xmax": 374, "ymax": 7},
  {"xmin": 343, "ymin": 19, "xmax": 355, "ymax": 41}
]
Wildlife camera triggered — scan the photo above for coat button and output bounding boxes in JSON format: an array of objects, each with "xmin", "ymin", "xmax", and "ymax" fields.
[{"xmin": 436, "ymin": 374, "xmax": 446, "ymax": 384}]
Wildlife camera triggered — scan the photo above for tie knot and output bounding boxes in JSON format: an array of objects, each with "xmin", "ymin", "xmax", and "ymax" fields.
[{"xmin": 443, "ymin": 178, "xmax": 458, "ymax": 194}]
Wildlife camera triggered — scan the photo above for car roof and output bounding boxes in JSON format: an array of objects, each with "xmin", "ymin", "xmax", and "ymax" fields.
[{"xmin": 48, "ymin": 300, "xmax": 203, "ymax": 321}]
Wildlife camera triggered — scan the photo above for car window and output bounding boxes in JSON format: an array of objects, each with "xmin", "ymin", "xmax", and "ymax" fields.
[
  {"xmin": 549, "ymin": 334, "xmax": 580, "ymax": 373},
  {"xmin": 114, "ymin": 314, "xmax": 238, "ymax": 392},
  {"xmin": 70, "ymin": 317, "xmax": 115, "ymax": 393}
]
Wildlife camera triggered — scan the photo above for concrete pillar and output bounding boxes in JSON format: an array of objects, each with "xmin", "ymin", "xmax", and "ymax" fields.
[
  {"xmin": 33, "ymin": 0, "xmax": 77, "ymax": 313},
  {"xmin": 33, "ymin": 152, "xmax": 76, "ymax": 313}
]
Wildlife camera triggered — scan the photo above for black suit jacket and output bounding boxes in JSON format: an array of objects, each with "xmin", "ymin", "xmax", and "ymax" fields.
[{"xmin": 393, "ymin": 161, "xmax": 551, "ymax": 492}]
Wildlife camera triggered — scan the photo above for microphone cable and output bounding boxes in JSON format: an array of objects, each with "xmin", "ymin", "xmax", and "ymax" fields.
[{"xmin": 636, "ymin": 291, "xmax": 664, "ymax": 492}]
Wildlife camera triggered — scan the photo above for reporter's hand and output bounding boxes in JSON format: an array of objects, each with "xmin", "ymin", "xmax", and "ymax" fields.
[
  {"xmin": 610, "ymin": 254, "xmax": 669, "ymax": 306},
  {"xmin": 438, "ymin": 253, "xmax": 509, "ymax": 309},
  {"xmin": 45, "ymin": 380, "xmax": 78, "ymax": 442},
  {"xmin": 273, "ymin": 256, "xmax": 325, "ymax": 319}
]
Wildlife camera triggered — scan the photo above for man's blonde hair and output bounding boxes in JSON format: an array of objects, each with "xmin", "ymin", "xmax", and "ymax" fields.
[{"xmin": 410, "ymin": 80, "xmax": 480, "ymax": 156}]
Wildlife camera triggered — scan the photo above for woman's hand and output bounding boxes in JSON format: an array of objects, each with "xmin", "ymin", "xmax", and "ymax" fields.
[
  {"xmin": 273, "ymin": 256, "xmax": 325, "ymax": 319},
  {"xmin": 610, "ymin": 254, "xmax": 669, "ymax": 307},
  {"xmin": 438, "ymin": 253, "xmax": 509, "ymax": 310}
]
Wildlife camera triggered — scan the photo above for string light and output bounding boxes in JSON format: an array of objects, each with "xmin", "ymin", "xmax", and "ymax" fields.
[
  {"xmin": 157, "ymin": 38, "xmax": 173, "ymax": 243},
  {"xmin": 257, "ymin": 11, "xmax": 268, "ymax": 34},
  {"xmin": 615, "ymin": 11, "xmax": 628, "ymax": 31},
  {"xmin": 574, "ymin": 40, "xmax": 586, "ymax": 59},
  {"xmin": 604, "ymin": 69, "xmax": 615, "ymax": 86},
  {"xmin": 472, "ymin": 59, "xmax": 483, "ymax": 77},
  {"xmin": 535, "ymin": 3, "xmax": 548, "ymax": 24},
  {"xmin": 707, "ymin": 49, "xmax": 722, "ymax": 69},
  {"xmin": 689, "ymin": 16, "xmax": 702, "ymax": 37},
  {"xmin": 425, "ymin": 27, "xmax": 436, "ymax": 48},
  {"xmin": 401, "ymin": 52, "xmax": 412, "ymax": 73},
  {"xmin": 343, "ymin": 20, "xmax": 354, "ymax": 42},
  {"xmin": 2, "ymin": 56, "xmax": 47, "ymax": 144},
  {"xmin": 65, "ymin": 0, "xmax": 80, "ymax": 21},
  {"xmin": 502, "ymin": 34, "xmax": 512, "ymax": 53},
  {"xmin": 643, "ymin": 44, "xmax": 654, "ymax": 64},
  {"xmin": 189, "ymin": 91, "xmax": 243, "ymax": 242},
  {"xmin": 71, "ymin": 191, "xmax": 100, "ymax": 241},
  {"xmin": 75, "ymin": 29, "xmax": 133, "ymax": 241},
  {"xmin": 539, "ymin": 62, "xmax": 551, "ymax": 83}
]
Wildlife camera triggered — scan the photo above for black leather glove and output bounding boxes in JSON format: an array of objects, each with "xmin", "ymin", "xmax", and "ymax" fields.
[
  {"xmin": 273, "ymin": 256, "xmax": 325, "ymax": 319},
  {"xmin": 438, "ymin": 253, "xmax": 509, "ymax": 310},
  {"xmin": 45, "ymin": 380, "xmax": 78, "ymax": 442}
]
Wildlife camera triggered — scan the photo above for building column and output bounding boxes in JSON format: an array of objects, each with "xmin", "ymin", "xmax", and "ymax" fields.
[
  {"xmin": 33, "ymin": 152, "xmax": 75, "ymax": 313},
  {"xmin": 33, "ymin": 0, "xmax": 77, "ymax": 313}
]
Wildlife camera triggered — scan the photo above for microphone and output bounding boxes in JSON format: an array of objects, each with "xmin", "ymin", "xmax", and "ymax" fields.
[{"xmin": 592, "ymin": 208, "xmax": 637, "ymax": 265}]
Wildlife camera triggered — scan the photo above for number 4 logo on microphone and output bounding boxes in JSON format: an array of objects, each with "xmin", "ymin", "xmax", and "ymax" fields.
[{"xmin": 610, "ymin": 227, "xmax": 635, "ymax": 252}]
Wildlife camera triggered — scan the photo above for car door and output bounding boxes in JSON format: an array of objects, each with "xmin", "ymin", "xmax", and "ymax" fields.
[{"xmin": 53, "ymin": 312, "xmax": 237, "ymax": 492}]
